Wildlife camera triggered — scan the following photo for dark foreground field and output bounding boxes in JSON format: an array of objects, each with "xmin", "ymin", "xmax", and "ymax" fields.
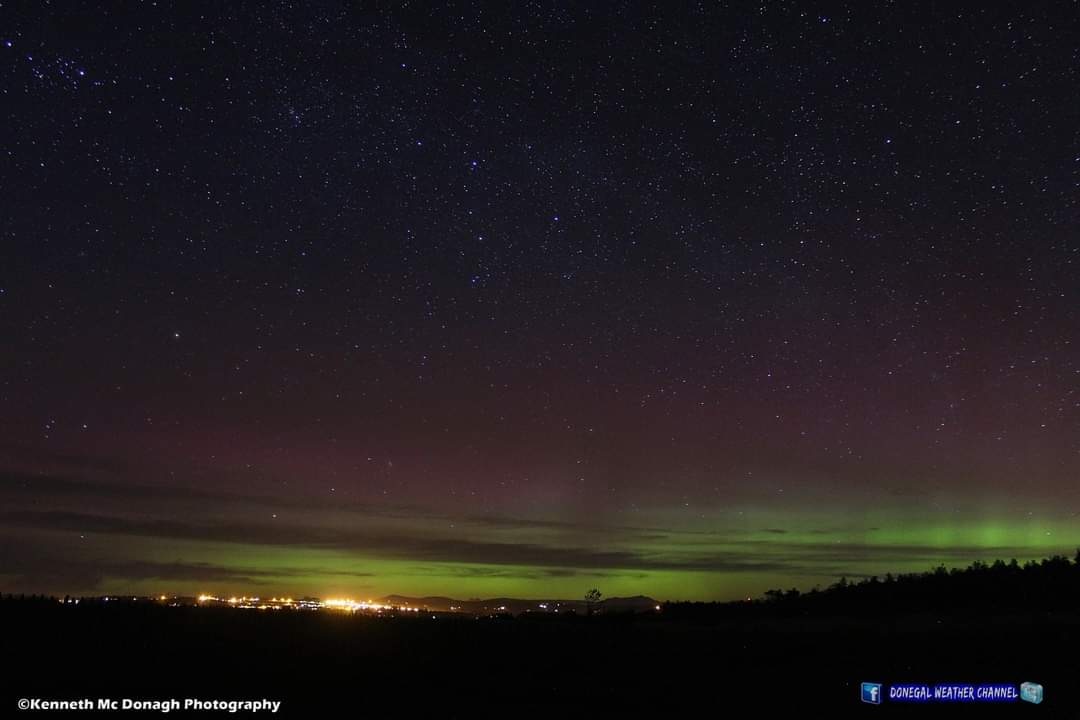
[{"xmin": 2, "ymin": 599, "xmax": 1077, "ymax": 716}]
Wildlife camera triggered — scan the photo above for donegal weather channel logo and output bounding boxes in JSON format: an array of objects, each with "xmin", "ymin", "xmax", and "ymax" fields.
[{"xmin": 861, "ymin": 682, "xmax": 1043, "ymax": 704}]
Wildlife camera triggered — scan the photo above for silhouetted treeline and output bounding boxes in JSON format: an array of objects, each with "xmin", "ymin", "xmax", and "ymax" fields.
[{"xmin": 664, "ymin": 550, "xmax": 1080, "ymax": 620}]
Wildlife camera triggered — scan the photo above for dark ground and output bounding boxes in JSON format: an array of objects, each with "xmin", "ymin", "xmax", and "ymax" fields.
[{"xmin": 1, "ymin": 598, "xmax": 1076, "ymax": 716}]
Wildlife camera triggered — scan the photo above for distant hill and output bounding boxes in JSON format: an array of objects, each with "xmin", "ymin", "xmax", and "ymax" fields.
[
  {"xmin": 378, "ymin": 594, "xmax": 659, "ymax": 614},
  {"xmin": 597, "ymin": 595, "xmax": 659, "ymax": 611}
]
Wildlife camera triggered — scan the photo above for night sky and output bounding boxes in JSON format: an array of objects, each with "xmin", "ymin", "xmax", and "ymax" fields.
[{"xmin": 2, "ymin": 3, "xmax": 1077, "ymax": 602}]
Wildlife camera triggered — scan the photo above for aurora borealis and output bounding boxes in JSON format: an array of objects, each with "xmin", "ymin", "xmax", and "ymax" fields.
[{"xmin": 1, "ymin": 3, "xmax": 1077, "ymax": 602}]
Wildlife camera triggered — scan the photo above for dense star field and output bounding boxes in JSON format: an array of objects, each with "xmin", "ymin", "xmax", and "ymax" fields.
[{"xmin": 1, "ymin": 3, "xmax": 1076, "ymax": 601}]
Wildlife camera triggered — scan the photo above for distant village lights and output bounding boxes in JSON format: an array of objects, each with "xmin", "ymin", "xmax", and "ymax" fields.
[
  {"xmin": 70, "ymin": 594, "xmax": 664, "ymax": 615},
  {"xmin": 193, "ymin": 594, "xmax": 420, "ymax": 613}
]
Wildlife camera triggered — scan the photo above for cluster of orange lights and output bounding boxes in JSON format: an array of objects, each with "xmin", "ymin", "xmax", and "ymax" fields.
[
  {"xmin": 195, "ymin": 594, "xmax": 308, "ymax": 610},
  {"xmin": 194, "ymin": 594, "xmax": 421, "ymax": 613},
  {"xmin": 323, "ymin": 598, "xmax": 421, "ymax": 613}
]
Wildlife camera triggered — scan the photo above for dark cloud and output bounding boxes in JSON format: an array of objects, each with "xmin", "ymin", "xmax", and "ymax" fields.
[
  {"xmin": 0, "ymin": 470, "xmax": 767, "ymax": 542},
  {"xmin": 0, "ymin": 508, "xmax": 795, "ymax": 574},
  {"xmin": 21, "ymin": 506, "xmax": 1029, "ymax": 582},
  {"xmin": 0, "ymin": 534, "xmax": 374, "ymax": 594}
]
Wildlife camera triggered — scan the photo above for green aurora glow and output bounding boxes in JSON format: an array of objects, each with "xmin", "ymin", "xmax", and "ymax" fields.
[{"xmin": 4, "ymin": 479, "xmax": 1077, "ymax": 601}]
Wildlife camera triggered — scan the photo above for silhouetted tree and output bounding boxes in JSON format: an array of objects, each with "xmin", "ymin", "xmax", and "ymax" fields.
[{"xmin": 584, "ymin": 588, "xmax": 602, "ymax": 616}]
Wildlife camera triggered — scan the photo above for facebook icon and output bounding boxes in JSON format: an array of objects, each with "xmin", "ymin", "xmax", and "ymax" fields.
[{"xmin": 861, "ymin": 682, "xmax": 883, "ymax": 704}]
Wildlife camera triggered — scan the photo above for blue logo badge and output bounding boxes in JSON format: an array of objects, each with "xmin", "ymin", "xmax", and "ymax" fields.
[
  {"xmin": 1019, "ymin": 682, "xmax": 1043, "ymax": 704},
  {"xmin": 861, "ymin": 682, "xmax": 882, "ymax": 704}
]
